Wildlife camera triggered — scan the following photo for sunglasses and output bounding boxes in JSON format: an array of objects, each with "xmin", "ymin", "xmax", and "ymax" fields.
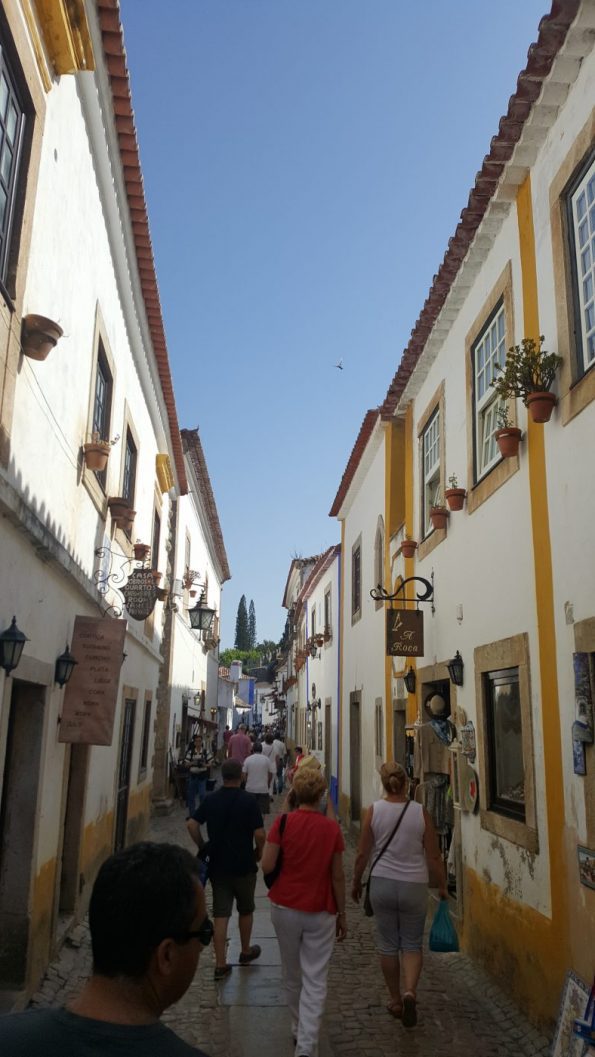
[{"xmin": 173, "ymin": 915, "xmax": 213, "ymax": 947}]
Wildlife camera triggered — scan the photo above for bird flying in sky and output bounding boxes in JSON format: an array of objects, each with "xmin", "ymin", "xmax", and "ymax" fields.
[{"xmin": 334, "ymin": 359, "xmax": 343, "ymax": 370}]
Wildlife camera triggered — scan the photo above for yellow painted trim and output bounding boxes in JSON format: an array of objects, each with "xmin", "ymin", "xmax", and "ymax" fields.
[
  {"xmin": 516, "ymin": 177, "xmax": 567, "ymax": 942},
  {"xmin": 338, "ymin": 518, "xmax": 345, "ymax": 801},
  {"xmin": 156, "ymin": 453, "xmax": 175, "ymax": 493},
  {"xmin": 384, "ymin": 422, "xmax": 393, "ymax": 757},
  {"xmin": 34, "ymin": 0, "xmax": 95, "ymax": 74},
  {"xmin": 22, "ymin": 0, "xmax": 52, "ymax": 92}
]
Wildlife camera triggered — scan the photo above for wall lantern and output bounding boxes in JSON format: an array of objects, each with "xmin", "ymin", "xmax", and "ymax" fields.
[
  {"xmin": 404, "ymin": 666, "xmax": 417, "ymax": 695},
  {"xmin": 189, "ymin": 595, "xmax": 216, "ymax": 634},
  {"xmin": 309, "ymin": 642, "xmax": 317, "ymax": 658},
  {"xmin": 194, "ymin": 691, "xmax": 205, "ymax": 712},
  {"xmin": 55, "ymin": 644, "xmax": 78, "ymax": 688},
  {"xmin": 0, "ymin": 616, "xmax": 28, "ymax": 676},
  {"xmin": 447, "ymin": 650, "xmax": 464, "ymax": 687},
  {"xmin": 210, "ymin": 707, "xmax": 217, "ymax": 719}
]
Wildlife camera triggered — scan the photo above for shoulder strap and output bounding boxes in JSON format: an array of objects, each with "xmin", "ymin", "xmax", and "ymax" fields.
[
  {"xmin": 369, "ymin": 800, "xmax": 411, "ymax": 873},
  {"xmin": 278, "ymin": 813, "xmax": 287, "ymax": 841}
]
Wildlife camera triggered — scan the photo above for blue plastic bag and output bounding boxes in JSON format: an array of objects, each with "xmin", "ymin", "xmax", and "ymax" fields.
[{"xmin": 429, "ymin": 900, "xmax": 459, "ymax": 952}]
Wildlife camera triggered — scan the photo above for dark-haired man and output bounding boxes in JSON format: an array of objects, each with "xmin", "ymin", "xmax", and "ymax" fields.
[
  {"xmin": 0, "ymin": 842, "xmax": 212, "ymax": 1055},
  {"xmin": 188, "ymin": 758, "xmax": 265, "ymax": 981}
]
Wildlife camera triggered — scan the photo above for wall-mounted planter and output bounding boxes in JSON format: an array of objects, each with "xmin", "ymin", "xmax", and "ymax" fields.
[
  {"xmin": 108, "ymin": 497, "xmax": 135, "ymax": 532},
  {"xmin": 400, "ymin": 538, "xmax": 418, "ymax": 559},
  {"xmin": 526, "ymin": 391, "xmax": 557, "ymax": 423},
  {"xmin": 21, "ymin": 314, "xmax": 63, "ymax": 361},
  {"xmin": 151, "ymin": 570, "xmax": 163, "ymax": 586},
  {"xmin": 429, "ymin": 506, "xmax": 449, "ymax": 531},
  {"xmin": 156, "ymin": 587, "xmax": 168, "ymax": 602},
  {"xmin": 83, "ymin": 440, "xmax": 111, "ymax": 472},
  {"xmin": 495, "ymin": 427, "xmax": 522, "ymax": 458},
  {"xmin": 133, "ymin": 542, "xmax": 151, "ymax": 562},
  {"xmin": 445, "ymin": 488, "xmax": 466, "ymax": 512}
]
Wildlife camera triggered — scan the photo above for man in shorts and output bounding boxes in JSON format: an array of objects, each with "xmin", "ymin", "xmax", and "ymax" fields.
[
  {"xmin": 188, "ymin": 759, "xmax": 265, "ymax": 980},
  {"xmin": 0, "ymin": 842, "xmax": 213, "ymax": 1055},
  {"xmin": 242, "ymin": 741, "xmax": 275, "ymax": 815}
]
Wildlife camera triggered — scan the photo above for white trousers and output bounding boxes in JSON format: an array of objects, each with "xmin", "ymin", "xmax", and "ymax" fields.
[{"xmin": 271, "ymin": 903, "xmax": 336, "ymax": 1056}]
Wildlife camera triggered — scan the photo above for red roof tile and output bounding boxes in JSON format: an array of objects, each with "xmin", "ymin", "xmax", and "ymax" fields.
[
  {"xmin": 181, "ymin": 429, "xmax": 231, "ymax": 584},
  {"xmin": 329, "ymin": 409, "xmax": 379, "ymax": 517}
]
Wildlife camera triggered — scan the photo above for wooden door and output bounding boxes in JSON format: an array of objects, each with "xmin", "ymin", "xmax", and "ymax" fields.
[
  {"xmin": 114, "ymin": 698, "xmax": 136, "ymax": 851},
  {"xmin": 324, "ymin": 699, "xmax": 332, "ymax": 779},
  {"xmin": 349, "ymin": 692, "xmax": 361, "ymax": 823}
]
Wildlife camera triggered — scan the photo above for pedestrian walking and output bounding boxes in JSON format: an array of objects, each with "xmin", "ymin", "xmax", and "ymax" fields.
[
  {"xmin": 188, "ymin": 759, "xmax": 265, "ymax": 980},
  {"xmin": 351, "ymin": 761, "xmax": 447, "ymax": 1026},
  {"xmin": 242, "ymin": 740, "xmax": 275, "ymax": 815},
  {"xmin": 227, "ymin": 723, "xmax": 252, "ymax": 765},
  {"xmin": 0, "ymin": 842, "xmax": 213, "ymax": 1055},
  {"xmin": 183, "ymin": 734, "xmax": 211, "ymax": 815},
  {"xmin": 261, "ymin": 766, "xmax": 347, "ymax": 1057},
  {"xmin": 283, "ymin": 754, "xmax": 336, "ymax": 820},
  {"xmin": 272, "ymin": 731, "xmax": 287, "ymax": 794}
]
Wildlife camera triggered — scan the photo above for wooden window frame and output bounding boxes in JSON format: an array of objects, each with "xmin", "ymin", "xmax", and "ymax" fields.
[
  {"xmin": 417, "ymin": 381, "xmax": 446, "ymax": 559},
  {"xmin": 138, "ymin": 693, "xmax": 152, "ymax": 781},
  {"xmin": 83, "ymin": 308, "xmax": 116, "ymax": 516},
  {"xmin": 0, "ymin": 39, "xmax": 26, "ymax": 293},
  {"xmin": 351, "ymin": 535, "xmax": 362, "ymax": 625}
]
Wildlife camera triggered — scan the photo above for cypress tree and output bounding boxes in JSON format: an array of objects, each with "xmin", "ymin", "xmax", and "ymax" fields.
[
  {"xmin": 235, "ymin": 595, "xmax": 250, "ymax": 650},
  {"xmin": 248, "ymin": 599, "xmax": 256, "ymax": 649}
]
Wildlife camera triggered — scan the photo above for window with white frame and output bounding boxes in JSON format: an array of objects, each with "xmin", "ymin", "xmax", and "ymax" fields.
[
  {"xmin": 374, "ymin": 516, "xmax": 384, "ymax": 591},
  {"xmin": 324, "ymin": 587, "xmax": 332, "ymax": 639},
  {"xmin": 421, "ymin": 410, "xmax": 440, "ymax": 535},
  {"xmin": 473, "ymin": 303, "xmax": 506, "ymax": 478},
  {"xmin": 568, "ymin": 154, "xmax": 595, "ymax": 374}
]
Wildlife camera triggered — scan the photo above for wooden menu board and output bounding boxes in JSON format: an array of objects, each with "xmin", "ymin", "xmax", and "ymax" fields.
[{"xmin": 59, "ymin": 616, "xmax": 127, "ymax": 745}]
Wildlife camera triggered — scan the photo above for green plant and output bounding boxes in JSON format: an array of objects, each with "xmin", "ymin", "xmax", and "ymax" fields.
[
  {"xmin": 491, "ymin": 336, "xmax": 562, "ymax": 406},
  {"xmin": 495, "ymin": 404, "xmax": 511, "ymax": 430},
  {"xmin": 447, "ymin": 474, "xmax": 458, "ymax": 489},
  {"xmin": 431, "ymin": 491, "xmax": 445, "ymax": 510}
]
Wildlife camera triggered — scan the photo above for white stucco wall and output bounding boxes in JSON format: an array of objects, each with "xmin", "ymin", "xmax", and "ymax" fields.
[{"xmin": 302, "ymin": 551, "xmax": 340, "ymax": 787}]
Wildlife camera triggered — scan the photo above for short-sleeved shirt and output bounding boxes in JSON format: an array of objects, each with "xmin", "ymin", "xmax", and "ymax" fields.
[
  {"xmin": 228, "ymin": 732, "xmax": 252, "ymax": 764},
  {"xmin": 194, "ymin": 787, "xmax": 263, "ymax": 876},
  {"xmin": 0, "ymin": 1008, "xmax": 209, "ymax": 1056},
  {"xmin": 267, "ymin": 809, "xmax": 345, "ymax": 913},
  {"xmin": 272, "ymin": 739, "xmax": 286, "ymax": 763},
  {"xmin": 243, "ymin": 753, "xmax": 275, "ymax": 793}
]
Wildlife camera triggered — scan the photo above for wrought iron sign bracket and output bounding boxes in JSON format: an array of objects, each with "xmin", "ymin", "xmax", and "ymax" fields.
[
  {"xmin": 370, "ymin": 572, "xmax": 435, "ymax": 615},
  {"xmin": 93, "ymin": 546, "xmax": 157, "ymax": 620}
]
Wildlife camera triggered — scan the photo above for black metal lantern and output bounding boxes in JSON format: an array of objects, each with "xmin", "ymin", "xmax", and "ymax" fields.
[
  {"xmin": 309, "ymin": 642, "xmax": 317, "ymax": 658},
  {"xmin": 0, "ymin": 616, "xmax": 28, "ymax": 675},
  {"xmin": 447, "ymin": 650, "xmax": 464, "ymax": 687},
  {"xmin": 55, "ymin": 644, "xmax": 78, "ymax": 688},
  {"xmin": 403, "ymin": 665, "xmax": 417, "ymax": 695},
  {"xmin": 189, "ymin": 597, "xmax": 216, "ymax": 634}
]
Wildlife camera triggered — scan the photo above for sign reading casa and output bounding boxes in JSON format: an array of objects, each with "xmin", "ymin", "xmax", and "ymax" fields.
[{"xmin": 386, "ymin": 608, "xmax": 424, "ymax": 657}]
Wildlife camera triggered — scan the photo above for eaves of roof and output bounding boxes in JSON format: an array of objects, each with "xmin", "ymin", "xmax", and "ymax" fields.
[
  {"xmin": 181, "ymin": 428, "xmax": 231, "ymax": 583},
  {"xmin": 294, "ymin": 544, "xmax": 341, "ymax": 612},
  {"xmin": 379, "ymin": 0, "xmax": 581, "ymax": 421},
  {"xmin": 328, "ymin": 409, "xmax": 380, "ymax": 518},
  {"xmin": 96, "ymin": 0, "xmax": 187, "ymax": 494},
  {"xmin": 281, "ymin": 555, "xmax": 320, "ymax": 610}
]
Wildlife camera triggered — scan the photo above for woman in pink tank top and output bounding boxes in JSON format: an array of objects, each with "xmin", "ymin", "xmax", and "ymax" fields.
[{"xmin": 351, "ymin": 762, "xmax": 447, "ymax": 1027}]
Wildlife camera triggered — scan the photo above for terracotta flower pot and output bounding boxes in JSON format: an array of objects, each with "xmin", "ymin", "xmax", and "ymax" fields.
[
  {"xmin": 83, "ymin": 441, "xmax": 110, "ymax": 472},
  {"xmin": 430, "ymin": 507, "xmax": 449, "ymax": 531},
  {"xmin": 151, "ymin": 570, "xmax": 163, "ymax": 585},
  {"xmin": 21, "ymin": 314, "xmax": 63, "ymax": 361},
  {"xmin": 156, "ymin": 587, "xmax": 168, "ymax": 602},
  {"xmin": 400, "ymin": 539, "xmax": 418, "ymax": 559},
  {"xmin": 108, "ymin": 497, "xmax": 136, "ymax": 531},
  {"xmin": 445, "ymin": 488, "xmax": 466, "ymax": 512},
  {"xmin": 526, "ymin": 391, "xmax": 557, "ymax": 423},
  {"xmin": 133, "ymin": 542, "xmax": 151, "ymax": 562},
  {"xmin": 495, "ymin": 427, "xmax": 522, "ymax": 458}
]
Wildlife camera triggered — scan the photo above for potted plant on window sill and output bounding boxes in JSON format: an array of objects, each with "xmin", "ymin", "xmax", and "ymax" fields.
[
  {"xmin": 83, "ymin": 432, "xmax": 112, "ymax": 472},
  {"xmin": 494, "ymin": 406, "xmax": 523, "ymax": 458},
  {"xmin": 429, "ymin": 496, "xmax": 449, "ymax": 531},
  {"xmin": 492, "ymin": 334, "xmax": 562, "ymax": 423},
  {"xmin": 108, "ymin": 496, "xmax": 135, "ymax": 532},
  {"xmin": 444, "ymin": 474, "xmax": 466, "ymax": 512},
  {"xmin": 400, "ymin": 534, "xmax": 418, "ymax": 559}
]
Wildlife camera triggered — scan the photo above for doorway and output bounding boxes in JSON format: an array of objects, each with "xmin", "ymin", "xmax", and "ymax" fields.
[
  {"xmin": 324, "ymin": 699, "xmax": 332, "ymax": 780},
  {"xmin": 349, "ymin": 692, "xmax": 361, "ymax": 823},
  {"xmin": 393, "ymin": 702, "xmax": 407, "ymax": 769},
  {"xmin": 114, "ymin": 698, "xmax": 136, "ymax": 852},
  {"xmin": 58, "ymin": 744, "xmax": 89, "ymax": 921},
  {"xmin": 0, "ymin": 680, "xmax": 45, "ymax": 986}
]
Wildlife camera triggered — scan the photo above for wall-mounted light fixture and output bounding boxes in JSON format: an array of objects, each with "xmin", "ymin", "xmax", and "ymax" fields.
[
  {"xmin": 447, "ymin": 651, "xmax": 464, "ymax": 687},
  {"xmin": 403, "ymin": 666, "xmax": 417, "ymax": 695},
  {"xmin": 189, "ymin": 592, "xmax": 216, "ymax": 636},
  {"xmin": 0, "ymin": 616, "xmax": 28, "ymax": 676},
  {"xmin": 55, "ymin": 644, "xmax": 78, "ymax": 688}
]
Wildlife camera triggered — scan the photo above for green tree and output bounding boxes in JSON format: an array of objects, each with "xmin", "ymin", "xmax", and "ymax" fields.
[
  {"xmin": 248, "ymin": 599, "xmax": 256, "ymax": 649},
  {"xmin": 220, "ymin": 647, "xmax": 259, "ymax": 670},
  {"xmin": 234, "ymin": 595, "xmax": 250, "ymax": 650}
]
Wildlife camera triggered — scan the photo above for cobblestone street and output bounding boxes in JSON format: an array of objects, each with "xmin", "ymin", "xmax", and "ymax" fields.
[{"xmin": 29, "ymin": 798, "xmax": 552, "ymax": 1057}]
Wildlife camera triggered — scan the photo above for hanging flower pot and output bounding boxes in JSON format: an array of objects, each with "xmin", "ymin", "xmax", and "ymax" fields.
[
  {"xmin": 400, "ymin": 538, "xmax": 418, "ymax": 559},
  {"xmin": 108, "ymin": 497, "xmax": 136, "ymax": 531},
  {"xmin": 133, "ymin": 542, "xmax": 151, "ymax": 562},
  {"xmin": 83, "ymin": 438, "xmax": 111, "ymax": 472},
  {"xmin": 495, "ymin": 427, "xmax": 522, "ymax": 458},
  {"xmin": 21, "ymin": 314, "xmax": 63, "ymax": 361},
  {"xmin": 430, "ymin": 506, "xmax": 449, "ymax": 531},
  {"xmin": 156, "ymin": 587, "xmax": 168, "ymax": 602},
  {"xmin": 526, "ymin": 391, "xmax": 557, "ymax": 423},
  {"xmin": 445, "ymin": 488, "xmax": 466, "ymax": 512},
  {"xmin": 189, "ymin": 589, "xmax": 197, "ymax": 598},
  {"xmin": 151, "ymin": 570, "xmax": 163, "ymax": 586}
]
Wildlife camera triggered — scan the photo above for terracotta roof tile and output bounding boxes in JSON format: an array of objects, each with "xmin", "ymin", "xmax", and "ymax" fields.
[
  {"xmin": 329, "ymin": 409, "xmax": 379, "ymax": 517},
  {"xmin": 181, "ymin": 429, "xmax": 230, "ymax": 583}
]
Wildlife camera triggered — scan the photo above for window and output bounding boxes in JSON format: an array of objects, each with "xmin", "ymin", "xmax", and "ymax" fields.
[
  {"xmin": 324, "ymin": 587, "xmax": 332, "ymax": 638},
  {"xmin": 485, "ymin": 668, "xmax": 525, "ymax": 821},
  {"xmin": 91, "ymin": 342, "xmax": 112, "ymax": 489},
  {"xmin": 374, "ymin": 516, "xmax": 384, "ymax": 590},
  {"xmin": 311, "ymin": 604, "xmax": 316, "ymax": 640},
  {"xmin": 473, "ymin": 303, "xmax": 506, "ymax": 478},
  {"xmin": 568, "ymin": 152, "xmax": 595, "ymax": 375},
  {"xmin": 151, "ymin": 509, "xmax": 161, "ymax": 571},
  {"xmin": 0, "ymin": 41, "xmax": 25, "ymax": 288},
  {"xmin": 138, "ymin": 698, "xmax": 152, "ymax": 778},
  {"xmin": 421, "ymin": 411, "xmax": 440, "ymax": 536},
  {"xmin": 351, "ymin": 540, "xmax": 361, "ymax": 622},
  {"xmin": 122, "ymin": 429, "xmax": 137, "ymax": 506},
  {"xmin": 375, "ymin": 699, "xmax": 383, "ymax": 759}
]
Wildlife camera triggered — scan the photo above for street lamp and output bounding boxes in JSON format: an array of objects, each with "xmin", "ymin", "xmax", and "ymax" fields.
[
  {"xmin": 189, "ymin": 594, "xmax": 216, "ymax": 635},
  {"xmin": 404, "ymin": 666, "xmax": 417, "ymax": 695},
  {"xmin": 0, "ymin": 616, "xmax": 28, "ymax": 676},
  {"xmin": 54, "ymin": 644, "xmax": 78, "ymax": 688},
  {"xmin": 447, "ymin": 651, "xmax": 464, "ymax": 687}
]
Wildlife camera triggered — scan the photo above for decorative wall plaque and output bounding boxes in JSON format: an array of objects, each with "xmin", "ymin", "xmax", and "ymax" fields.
[
  {"xmin": 59, "ymin": 616, "xmax": 127, "ymax": 745},
  {"xmin": 386, "ymin": 608, "xmax": 424, "ymax": 657},
  {"xmin": 459, "ymin": 720, "xmax": 476, "ymax": 762},
  {"xmin": 122, "ymin": 567, "xmax": 157, "ymax": 620}
]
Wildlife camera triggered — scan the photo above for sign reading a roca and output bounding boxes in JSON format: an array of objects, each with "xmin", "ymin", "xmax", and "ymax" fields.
[
  {"xmin": 59, "ymin": 616, "xmax": 127, "ymax": 745},
  {"xmin": 122, "ymin": 568, "xmax": 157, "ymax": 621},
  {"xmin": 386, "ymin": 608, "xmax": 424, "ymax": 657}
]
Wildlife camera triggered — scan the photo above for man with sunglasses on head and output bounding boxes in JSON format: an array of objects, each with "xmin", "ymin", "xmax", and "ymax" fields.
[{"xmin": 0, "ymin": 842, "xmax": 213, "ymax": 1055}]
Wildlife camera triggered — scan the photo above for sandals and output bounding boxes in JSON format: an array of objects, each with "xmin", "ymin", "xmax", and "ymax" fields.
[
  {"xmin": 239, "ymin": 944, "xmax": 261, "ymax": 965},
  {"xmin": 214, "ymin": 964, "xmax": 232, "ymax": 981},
  {"xmin": 386, "ymin": 1001, "xmax": 402, "ymax": 1019},
  {"xmin": 402, "ymin": 992, "xmax": 417, "ymax": 1028}
]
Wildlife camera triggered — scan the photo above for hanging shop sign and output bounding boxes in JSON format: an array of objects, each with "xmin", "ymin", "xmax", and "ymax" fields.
[
  {"xmin": 123, "ymin": 567, "xmax": 158, "ymax": 620},
  {"xmin": 386, "ymin": 608, "xmax": 424, "ymax": 657},
  {"xmin": 59, "ymin": 616, "xmax": 127, "ymax": 745}
]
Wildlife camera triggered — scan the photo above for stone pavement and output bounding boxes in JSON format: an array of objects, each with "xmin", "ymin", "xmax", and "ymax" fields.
[{"xmin": 29, "ymin": 797, "xmax": 552, "ymax": 1057}]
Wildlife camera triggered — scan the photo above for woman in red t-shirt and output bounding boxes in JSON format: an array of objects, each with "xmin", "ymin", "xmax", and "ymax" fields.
[{"xmin": 261, "ymin": 767, "xmax": 346, "ymax": 1057}]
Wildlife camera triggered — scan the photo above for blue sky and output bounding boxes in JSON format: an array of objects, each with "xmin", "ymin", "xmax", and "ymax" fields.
[{"xmin": 120, "ymin": 0, "xmax": 547, "ymax": 646}]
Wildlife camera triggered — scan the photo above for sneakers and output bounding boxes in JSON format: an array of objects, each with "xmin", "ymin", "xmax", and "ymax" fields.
[{"xmin": 238, "ymin": 944, "xmax": 261, "ymax": 965}]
